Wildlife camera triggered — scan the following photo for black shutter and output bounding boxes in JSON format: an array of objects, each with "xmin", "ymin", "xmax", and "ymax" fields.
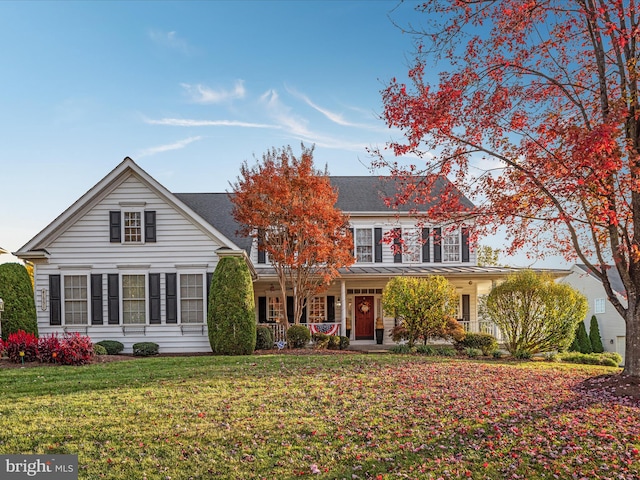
[
  {"xmin": 374, "ymin": 228, "xmax": 383, "ymax": 263},
  {"xmin": 258, "ymin": 296, "xmax": 267, "ymax": 323},
  {"xmin": 49, "ymin": 275, "xmax": 61, "ymax": 326},
  {"xmin": 393, "ymin": 228, "xmax": 402, "ymax": 263},
  {"xmin": 144, "ymin": 211, "xmax": 157, "ymax": 243},
  {"xmin": 91, "ymin": 274, "xmax": 103, "ymax": 325},
  {"xmin": 327, "ymin": 296, "xmax": 335, "ymax": 322},
  {"xmin": 166, "ymin": 273, "xmax": 177, "ymax": 324},
  {"xmin": 287, "ymin": 296, "xmax": 295, "ymax": 324},
  {"xmin": 434, "ymin": 228, "xmax": 442, "ymax": 263},
  {"xmin": 109, "ymin": 211, "xmax": 121, "ymax": 243},
  {"xmin": 422, "ymin": 228, "xmax": 430, "ymax": 263},
  {"xmin": 107, "ymin": 274, "xmax": 119, "ymax": 324},
  {"xmin": 149, "ymin": 273, "xmax": 161, "ymax": 324},
  {"xmin": 462, "ymin": 294, "xmax": 470, "ymax": 322},
  {"xmin": 206, "ymin": 272, "xmax": 213, "ymax": 314},
  {"xmin": 461, "ymin": 227, "xmax": 470, "ymax": 263},
  {"xmin": 257, "ymin": 229, "xmax": 266, "ymax": 264}
]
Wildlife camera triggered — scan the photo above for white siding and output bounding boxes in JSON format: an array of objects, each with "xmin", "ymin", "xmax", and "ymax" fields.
[{"xmin": 33, "ymin": 174, "xmax": 221, "ymax": 353}]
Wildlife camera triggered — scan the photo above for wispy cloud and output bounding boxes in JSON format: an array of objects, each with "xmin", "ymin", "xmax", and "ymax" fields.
[
  {"xmin": 137, "ymin": 136, "xmax": 202, "ymax": 158},
  {"xmin": 181, "ymin": 81, "xmax": 245, "ymax": 104},
  {"xmin": 148, "ymin": 29, "xmax": 192, "ymax": 55},
  {"xmin": 285, "ymin": 86, "xmax": 378, "ymax": 129},
  {"xmin": 260, "ymin": 89, "xmax": 311, "ymax": 137},
  {"xmin": 145, "ymin": 117, "xmax": 276, "ymax": 129}
]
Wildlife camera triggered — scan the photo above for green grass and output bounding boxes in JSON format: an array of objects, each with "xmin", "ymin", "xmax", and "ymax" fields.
[{"xmin": 0, "ymin": 355, "xmax": 638, "ymax": 479}]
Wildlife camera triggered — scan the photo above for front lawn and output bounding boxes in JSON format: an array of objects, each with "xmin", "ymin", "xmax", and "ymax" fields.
[{"xmin": 0, "ymin": 355, "xmax": 638, "ymax": 479}]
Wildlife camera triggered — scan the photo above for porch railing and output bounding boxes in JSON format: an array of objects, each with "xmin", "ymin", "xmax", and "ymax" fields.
[
  {"xmin": 458, "ymin": 319, "xmax": 504, "ymax": 343},
  {"xmin": 262, "ymin": 322, "xmax": 342, "ymax": 347}
]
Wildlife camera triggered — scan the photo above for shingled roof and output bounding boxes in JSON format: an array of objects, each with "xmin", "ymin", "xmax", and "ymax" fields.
[{"xmin": 176, "ymin": 176, "xmax": 475, "ymax": 255}]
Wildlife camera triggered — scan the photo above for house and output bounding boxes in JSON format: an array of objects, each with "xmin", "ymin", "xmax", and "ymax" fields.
[
  {"xmin": 14, "ymin": 157, "xmax": 558, "ymax": 353},
  {"xmin": 560, "ymin": 264, "xmax": 627, "ymax": 363}
]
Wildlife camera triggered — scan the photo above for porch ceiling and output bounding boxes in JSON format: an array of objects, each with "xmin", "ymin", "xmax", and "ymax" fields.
[{"xmin": 253, "ymin": 265, "xmax": 571, "ymax": 281}]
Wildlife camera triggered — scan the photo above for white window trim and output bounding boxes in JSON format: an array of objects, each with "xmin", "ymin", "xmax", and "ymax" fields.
[
  {"xmin": 442, "ymin": 231, "xmax": 461, "ymax": 263},
  {"xmin": 62, "ymin": 273, "xmax": 89, "ymax": 326},
  {"xmin": 594, "ymin": 298, "xmax": 606, "ymax": 314},
  {"xmin": 178, "ymin": 272, "xmax": 206, "ymax": 324},
  {"xmin": 122, "ymin": 209, "xmax": 145, "ymax": 245},
  {"xmin": 355, "ymin": 227, "xmax": 374, "ymax": 264},
  {"xmin": 121, "ymin": 272, "xmax": 148, "ymax": 325},
  {"xmin": 402, "ymin": 227, "xmax": 421, "ymax": 264}
]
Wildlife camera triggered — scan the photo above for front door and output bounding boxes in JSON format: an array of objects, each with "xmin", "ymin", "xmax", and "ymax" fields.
[{"xmin": 355, "ymin": 295, "xmax": 374, "ymax": 340}]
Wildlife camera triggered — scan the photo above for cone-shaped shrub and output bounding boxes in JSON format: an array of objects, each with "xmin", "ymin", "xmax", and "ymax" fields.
[
  {"xmin": 589, "ymin": 315, "xmax": 604, "ymax": 353},
  {"xmin": 208, "ymin": 255, "xmax": 256, "ymax": 355},
  {"xmin": 0, "ymin": 263, "xmax": 38, "ymax": 340},
  {"xmin": 575, "ymin": 320, "xmax": 592, "ymax": 354}
]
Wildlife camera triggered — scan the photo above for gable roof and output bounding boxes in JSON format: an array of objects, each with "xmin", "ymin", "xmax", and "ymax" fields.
[
  {"xmin": 15, "ymin": 158, "xmax": 242, "ymax": 259},
  {"xmin": 574, "ymin": 264, "xmax": 626, "ymax": 299}
]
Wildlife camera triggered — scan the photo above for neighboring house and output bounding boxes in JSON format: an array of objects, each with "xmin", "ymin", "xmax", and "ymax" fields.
[
  {"xmin": 561, "ymin": 264, "xmax": 627, "ymax": 364},
  {"xmin": 14, "ymin": 158, "xmax": 565, "ymax": 352},
  {"xmin": 0, "ymin": 246, "xmax": 7, "ymax": 254}
]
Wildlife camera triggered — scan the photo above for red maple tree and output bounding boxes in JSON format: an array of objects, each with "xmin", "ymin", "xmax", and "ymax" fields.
[
  {"xmin": 232, "ymin": 144, "xmax": 354, "ymax": 327},
  {"xmin": 374, "ymin": 0, "xmax": 640, "ymax": 376}
]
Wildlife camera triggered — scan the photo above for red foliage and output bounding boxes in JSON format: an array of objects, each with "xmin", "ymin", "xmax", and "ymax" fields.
[
  {"xmin": 231, "ymin": 144, "xmax": 354, "ymax": 326},
  {"xmin": 38, "ymin": 334, "xmax": 62, "ymax": 363},
  {"xmin": 5, "ymin": 330, "xmax": 39, "ymax": 363},
  {"xmin": 376, "ymin": 0, "xmax": 640, "ymax": 376},
  {"xmin": 56, "ymin": 333, "xmax": 94, "ymax": 366}
]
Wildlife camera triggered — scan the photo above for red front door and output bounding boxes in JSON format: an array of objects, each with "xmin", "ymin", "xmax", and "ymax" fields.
[{"xmin": 355, "ymin": 296, "xmax": 374, "ymax": 340}]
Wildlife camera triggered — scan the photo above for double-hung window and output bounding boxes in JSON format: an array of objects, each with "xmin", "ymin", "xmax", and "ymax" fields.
[
  {"xmin": 402, "ymin": 228, "xmax": 421, "ymax": 263},
  {"xmin": 122, "ymin": 274, "xmax": 146, "ymax": 324},
  {"xmin": 180, "ymin": 274, "xmax": 204, "ymax": 323},
  {"xmin": 594, "ymin": 298, "xmax": 606, "ymax": 314},
  {"xmin": 309, "ymin": 297, "xmax": 326, "ymax": 323},
  {"xmin": 64, "ymin": 275, "xmax": 88, "ymax": 325},
  {"xmin": 355, "ymin": 228, "xmax": 373, "ymax": 263},
  {"xmin": 443, "ymin": 232, "xmax": 461, "ymax": 262},
  {"xmin": 123, "ymin": 212, "xmax": 142, "ymax": 243}
]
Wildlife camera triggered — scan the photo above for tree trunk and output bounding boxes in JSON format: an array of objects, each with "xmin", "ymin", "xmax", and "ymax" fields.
[{"xmin": 624, "ymin": 307, "xmax": 640, "ymax": 377}]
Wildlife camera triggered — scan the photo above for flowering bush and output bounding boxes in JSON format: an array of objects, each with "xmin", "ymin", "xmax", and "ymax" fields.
[
  {"xmin": 38, "ymin": 334, "xmax": 62, "ymax": 363},
  {"xmin": 5, "ymin": 330, "xmax": 39, "ymax": 363}
]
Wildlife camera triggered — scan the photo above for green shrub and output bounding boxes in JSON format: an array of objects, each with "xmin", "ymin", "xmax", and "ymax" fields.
[
  {"xmin": 0, "ymin": 263, "xmax": 38, "ymax": 341},
  {"xmin": 312, "ymin": 332, "xmax": 330, "ymax": 349},
  {"xmin": 208, "ymin": 256, "xmax": 256, "ymax": 355},
  {"xmin": 589, "ymin": 315, "xmax": 604, "ymax": 353},
  {"xmin": 432, "ymin": 345, "xmax": 457, "ymax": 357},
  {"xmin": 327, "ymin": 335, "xmax": 340, "ymax": 350},
  {"xmin": 455, "ymin": 332, "xmax": 498, "ymax": 356},
  {"xmin": 513, "ymin": 350, "xmax": 532, "ymax": 360},
  {"xmin": 338, "ymin": 336, "xmax": 350, "ymax": 350},
  {"xmin": 255, "ymin": 326, "xmax": 274, "ymax": 350},
  {"xmin": 544, "ymin": 352, "xmax": 560, "ymax": 362},
  {"xmin": 93, "ymin": 344, "xmax": 108, "ymax": 356},
  {"xmin": 575, "ymin": 321, "xmax": 592, "ymax": 354},
  {"xmin": 493, "ymin": 350, "xmax": 505, "ymax": 359},
  {"xmin": 96, "ymin": 340, "xmax": 124, "ymax": 355},
  {"xmin": 465, "ymin": 347, "xmax": 483, "ymax": 358},
  {"xmin": 390, "ymin": 344, "xmax": 412, "ymax": 354},
  {"xmin": 415, "ymin": 344, "xmax": 436, "ymax": 355},
  {"xmin": 286, "ymin": 325, "xmax": 310, "ymax": 349},
  {"xmin": 132, "ymin": 342, "xmax": 159, "ymax": 356},
  {"xmin": 558, "ymin": 352, "xmax": 620, "ymax": 367},
  {"xmin": 602, "ymin": 351, "xmax": 623, "ymax": 365}
]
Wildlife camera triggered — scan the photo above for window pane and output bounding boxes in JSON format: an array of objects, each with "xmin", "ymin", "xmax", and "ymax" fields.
[
  {"xmin": 123, "ymin": 212, "xmax": 142, "ymax": 243},
  {"xmin": 180, "ymin": 274, "xmax": 204, "ymax": 323},
  {"xmin": 309, "ymin": 297, "xmax": 326, "ymax": 323},
  {"xmin": 268, "ymin": 296, "xmax": 284, "ymax": 323},
  {"xmin": 402, "ymin": 228, "xmax": 421, "ymax": 263},
  {"xmin": 123, "ymin": 274, "xmax": 145, "ymax": 324},
  {"xmin": 64, "ymin": 275, "xmax": 88, "ymax": 325},
  {"xmin": 443, "ymin": 233, "xmax": 460, "ymax": 262},
  {"xmin": 356, "ymin": 229, "xmax": 373, "ymax": 262}
]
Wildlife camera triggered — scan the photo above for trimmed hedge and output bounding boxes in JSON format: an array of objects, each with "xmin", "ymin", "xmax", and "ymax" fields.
[
  {"xmin": 455, "ymin": 332, "xmax": 498, "ymax": 356},
  {"xmin": 558, "ymin": 351, "xmax": 622, "ymax": 367},
  {"xmin": 96, "ymin": 340, "xmax": 124, "ymax": 355},
  {"xmin": 208, "ymin": 256, "xmax": 256, "ymax": 355},
  {"xmin": 0, "ymin": 263, "xmax": 38, "ymax": 340},
  {"xmin": 255, "ymin": 325, "xmax": 274, "ymax": 350},
  {"xmin": 286, "ymin": 325, "xmax": 310, "ymax": 349},
  {"xmin": 132, "ymin": 342, "xmax": 159, "ymax": 356},
  {"xmin": 93, "ymin": 344, "xmax": 108, "ymax": 356}
]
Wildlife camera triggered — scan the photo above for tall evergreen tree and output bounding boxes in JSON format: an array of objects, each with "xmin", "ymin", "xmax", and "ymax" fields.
[
  {"xmin": 0, "ymin": 263, "xmax": 38, "ymax": 340},
  {"xmin": 208, "ymin": 255, "xmax": 256, "ymax": 355},
  {"xmin": 589, "ymin": 315, "xmax": 604, "ymax": 354},
  {"xmin": 575, "ymin": 321, "xmax": 592, "ymax": 354}
]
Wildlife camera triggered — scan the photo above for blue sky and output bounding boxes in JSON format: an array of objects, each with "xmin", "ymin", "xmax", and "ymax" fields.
[{"xmin": 0, "ymin": 1, "xmax": 569, "ymax": 268}]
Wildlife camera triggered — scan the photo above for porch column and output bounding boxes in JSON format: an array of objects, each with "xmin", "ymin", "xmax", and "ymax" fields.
[{"xmin": 340, "ymin": 279, "xmax": 346, "ymax": 336}]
